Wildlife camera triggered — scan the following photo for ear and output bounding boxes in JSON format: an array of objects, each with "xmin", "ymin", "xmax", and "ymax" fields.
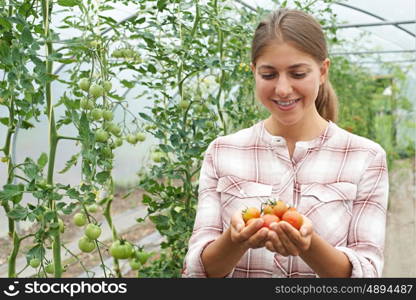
[
  {"xmin": 320, "ymin": 58, "xmax": 330, "ymax": 84},
  {"xmin": 250, "ymin": 62, "xmax": 256, "ymax": 76}
]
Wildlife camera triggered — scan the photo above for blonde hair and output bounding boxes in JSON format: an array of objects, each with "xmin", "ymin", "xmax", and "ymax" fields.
[{"xmin": 251, "ymin": 8, "xmax": 338, "ymax": 122}]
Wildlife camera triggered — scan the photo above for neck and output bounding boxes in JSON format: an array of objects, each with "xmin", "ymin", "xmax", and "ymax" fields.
[{"xmin": 265, "ymin": 112, "xmax": 329, "ymax": 143}]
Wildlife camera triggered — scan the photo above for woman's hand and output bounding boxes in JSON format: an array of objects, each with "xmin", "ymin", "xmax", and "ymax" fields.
[
  {"xmin": 265, "ymin": 215, "xmax": 314, "ymax": 256},
  {"xmin": 229, "ymin": 210, "xmax": 269, "ymax": 250}
]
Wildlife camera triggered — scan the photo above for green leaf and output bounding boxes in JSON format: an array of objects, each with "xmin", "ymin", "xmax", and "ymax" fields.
[
  {"xmin": 0, "ymin": 184, "xmax": 25, "ymax": 204},
  {"xmin": 59, "ymin": 153, "xmax": 79, "ymax": 174},
  {"xmin": 142, "ymin": 194, "xmax": 152, "ymax": 204},
  {"xmin": 120, "ymin": 79, "xmax": 135, "ymax": 89},
  {"xmin": 21, "ymin": 120, "xmax": 35, "ymax": 129},
  {"xmin": 66, "ymin": 188, "xmax": 80, "ymax": 200},
  {"xmin": 7, "ymin": 205, "xmax": 28, "ymax": 220},
  {"xmin": 37, "ymin": 153, "xmax": 48, "ymax": 169},
  {"xmin": 147, "ymin": 64, "xmax": 156, "ymax": 74},
  {"xmin": 26, "ymin": 244, "xmax": 45, "ymax": 261},
  {"xmin": 139, "ymin": 112, "xmax": 153, "ymax": 123},
  {"xmin": 95, "ymin": 171, "xmax": 110, "ymax": 184},
  {"xmin": 21, "ymin": 26, "xmax": 33, "ymax": 44},
  {"xmin": 60, "ymin": 202, "xmax": 77, "ymax": 215},
  {"xmin": 149, "ymin": 214, "xmax": 169, "ymax": 228},
  {"xmin": 0, "ymin": 118, "xmax": 9, "ymax": 126},
  {"xmin": 22, "ymin": 158, "xmax": 39, "ymax": 180},
  {"xmin": 57, "ymin": 0, "xmax": 80, "ymax": 7}
]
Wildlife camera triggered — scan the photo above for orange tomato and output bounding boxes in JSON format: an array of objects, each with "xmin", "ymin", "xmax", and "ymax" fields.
[{"xmin": 281, "ymin": 210, "xmax": 303, "ymax": 230}]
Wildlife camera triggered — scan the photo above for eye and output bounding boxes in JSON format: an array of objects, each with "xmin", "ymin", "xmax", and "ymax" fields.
[
  {"xmin": 292, "ymin": 73, "xmax": 306, "ymax": 79},
  {"xmin": 260, "ymin": 74, "xmax": 276, "ymax": 80}
]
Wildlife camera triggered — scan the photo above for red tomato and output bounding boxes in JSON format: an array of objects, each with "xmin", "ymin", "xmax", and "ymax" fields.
[
  {"xmin": 261, "ymin": 214, "xmax": 280, "ymax": 228},
  {"xmin": 281, "ymin": 210, "xmax": 303, "ymax": 230}
]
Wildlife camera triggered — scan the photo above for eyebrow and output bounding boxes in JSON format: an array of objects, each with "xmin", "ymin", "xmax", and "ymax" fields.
[{"xmin": 258, "ymin": 63, "xmax": 311, "ymax": 70}]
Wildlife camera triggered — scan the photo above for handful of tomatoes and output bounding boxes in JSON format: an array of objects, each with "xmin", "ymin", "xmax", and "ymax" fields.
[{"xmin": 242, "ymin": 199, "xmax": 303, "ymax": 230}]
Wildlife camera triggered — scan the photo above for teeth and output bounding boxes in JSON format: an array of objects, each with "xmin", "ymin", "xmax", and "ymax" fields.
[{"xmin": 273, "ymin": 98, "xmax": 299, "ymax": 106}]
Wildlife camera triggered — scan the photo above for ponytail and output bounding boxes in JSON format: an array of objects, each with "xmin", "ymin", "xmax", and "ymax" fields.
[{"xmin": 316, "ymin": 79, "xmax": 338, "ymax": 122}]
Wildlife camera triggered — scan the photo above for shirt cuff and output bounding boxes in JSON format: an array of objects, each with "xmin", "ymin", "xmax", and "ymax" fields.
[{"xmin": 335, "ymin": 246, "xmax": 364, "ymax": 278}]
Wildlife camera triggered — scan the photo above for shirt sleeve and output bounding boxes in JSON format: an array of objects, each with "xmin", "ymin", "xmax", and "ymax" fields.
[
  {"xmin": 182, "ymin": 140, "xmax": 234, "ymax": 278},
  {"xmin": 336, "ymin": 147, "xmax": 389, "ymax": 277}
]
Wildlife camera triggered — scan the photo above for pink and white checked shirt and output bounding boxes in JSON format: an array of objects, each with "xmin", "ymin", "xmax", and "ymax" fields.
[{"xmin": 182, "ymin": 120, "xmax": 389, "ymax": 278}]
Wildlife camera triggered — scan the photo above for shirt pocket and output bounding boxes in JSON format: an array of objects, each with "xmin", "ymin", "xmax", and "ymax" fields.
[
  {"xmin": 216, "ymin": 175, "xmax": 273, "ymax": 210},
  {"xmin": 300, "ymin": 182, "xmax": 357, "ymax": 244}
]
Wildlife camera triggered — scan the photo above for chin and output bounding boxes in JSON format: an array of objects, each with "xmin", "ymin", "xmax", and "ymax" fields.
[{"xmin": 272, "ymin": 115, "xmax": 303, "ymax": 127}]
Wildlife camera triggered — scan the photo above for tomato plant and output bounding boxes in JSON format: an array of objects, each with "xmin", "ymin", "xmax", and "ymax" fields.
[{"xmin": 0, "ymin": 0, "xmax": 411, "ymax": 279}]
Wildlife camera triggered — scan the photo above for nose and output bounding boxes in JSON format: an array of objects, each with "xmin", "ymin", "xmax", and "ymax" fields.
[{"xmin": 274, "ymin": 75, "xmax": 293, "ymax": 98}]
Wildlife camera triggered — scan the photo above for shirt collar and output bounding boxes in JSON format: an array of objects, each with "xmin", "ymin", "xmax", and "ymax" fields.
[{"xmin": 256, "ymin": 119, "xmax": 334, "ymax": 149}]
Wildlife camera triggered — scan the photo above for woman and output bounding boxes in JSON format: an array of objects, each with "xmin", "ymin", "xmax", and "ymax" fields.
[{"xmin": 182, "ymin": 8, "xmax": 388, "ymax": 278}]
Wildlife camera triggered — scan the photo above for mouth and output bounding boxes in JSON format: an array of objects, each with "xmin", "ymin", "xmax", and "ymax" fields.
[{"xmin": 271, "ymin": 98, "xmax": 302, "ymax": 110}]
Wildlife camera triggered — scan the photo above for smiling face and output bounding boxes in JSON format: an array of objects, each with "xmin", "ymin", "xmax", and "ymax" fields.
[{"xmin": 251, "ymin": 42, "xmax": 329, "ymax": 129}]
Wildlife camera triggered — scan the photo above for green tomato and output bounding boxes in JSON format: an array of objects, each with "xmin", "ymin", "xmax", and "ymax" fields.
[
  {"xmin": 108, "ymin": 123, "xmax": 121, "ymax": 136},
  {"xmin": 101, "ymin": 147, "xmax": 113, "ymax": 159},
  {"xmin": 114, "ymin": 138, "xmax": 123, "ymax": 147},
  {"xmin": 78, "ymin": 78, "xmax": 90, "ymax": 91},
  {"xmin": 178, "ymin": 100, "xmax": 190, "ymax": 110},
  {"xmin": 91, "ymin": 108, "xmax": 103, "ymax": 121},
  {"xmin": 112, "ymin": 49, "xmax": 123, "ymax": 58},
  {"xmin": 103, "ymin": 81, "xmax": 112, "ymax": 92},
  {"xmin": 151, "ymin": 151, "xmax": 164, "ymax": 163},
  {"xmin": 136, "ymin": 250, "xmax": 151, "ymax": 265},
  {"xmin": 129, "ymin": 259, "xmax": 140, "ymax": 270},
  {"xmin": 126, "ymin": 134, "xmax": 138, "ymax": 145},
  {"xmin": 95, "ymin": 129, "xmax": 109, "ymax": 143},
  {"xmin": 84, "ymin": 224, "xmax": 102, "ymax": 240},
  {"xmin": 122, "ymin": 48, "xmax": 135, "ymax": 58},
  {"xmin": 89, "ymin": 84, "xmax": 104, "ymax": 98},
  {"xmin": 109, "ymin": 240, "xmax": 134, "ymax": 259},
  {"xmin": 80, "ymin": 98, "xmax": 94, "ymax": 110},
  {"xmin": 86, "ymin": 203, "xmax": 98, "ymax": 213},
  {"xmin": 135, "ymin": 132, "xmax": 146, "ymax": 142},
  {"xmin": 90, "ymin": 40, "xmax": 100, "ymax": 48},
  {"xmin": 78, "ymin": 236, "xmax": 96, "ymax": 253},
  {"xmin": 45, "ymin": 263, "xmax": 54, "ymax": 274},
  {"xmin": 29, "ymin": 258, "xmax": 41, "ymax": 268},
  {"xmin": 102, "ymin": 110, "xmax": 114, "ymax": 121},
  {"xmin": 194, "ymin": 104, "xmax": 205, "ymax": 113},
  {"xmin": 73, "ymin": 213, "xmax": 87, "ymax": 227},
  {"xmin": 206, "ymin": 121, "xmax": 214, "ymax": 129},
  {"xmin": 144, "ymin": 124, "xmax": 156, "ymax": 131}
]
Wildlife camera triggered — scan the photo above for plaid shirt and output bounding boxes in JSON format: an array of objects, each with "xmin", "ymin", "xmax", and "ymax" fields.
[{"xmin": 182, "ymin": 120, "xmax": 388, "ymax": 278}]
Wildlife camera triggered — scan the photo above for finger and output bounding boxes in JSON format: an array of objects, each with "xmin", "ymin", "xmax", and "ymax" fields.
[
  {"xmin": 238, "ymin": 218, "xmax": 264, "ymax": 241},
  {"xmin": 247, "ymin": 227, "xmax": 269, "ymax": 248},
  {"xmin": 265, "ymin": 240, "xmax": 276, "ymax": 252},
  {"xmin": 267, "ymin": 229, "xmax": 288, "ymax": 256},
  {"xmin": 280, "ymin": 221, "xmax": 303, "ymax": 247},
  {"xmin": 275, "ymin": 222, "xmax": 300, "ymax": 256},
  {"xmin": 230, "ymin": 211, "xmax": 246, "ymax": 233},
  {"xmin": 299, "ymin": 217, "xmax": 313, "ymax": 237}
]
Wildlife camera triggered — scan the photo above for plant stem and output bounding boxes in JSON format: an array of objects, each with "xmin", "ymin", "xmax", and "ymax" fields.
[
  {"xmin": 42, "ymin": 0, "xmax": 62, "ymax": 278},
  {"xmin": 103, "ymin": 186, "xmax": 121, "ymax": 278}
]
